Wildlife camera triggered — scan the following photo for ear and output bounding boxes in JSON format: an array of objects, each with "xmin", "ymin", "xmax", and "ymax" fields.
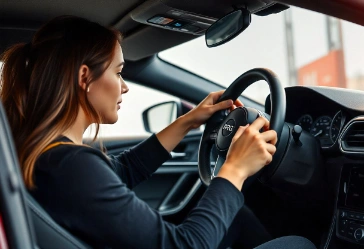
[{"xmin": 78, "ymin": 65, "xmax": 90, "ymax": 91}]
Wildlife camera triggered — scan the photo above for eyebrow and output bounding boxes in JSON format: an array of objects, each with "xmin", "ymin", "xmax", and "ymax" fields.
[{"xmin": 117, "ymin": 62, "xmax": 125, "ymax": 67}]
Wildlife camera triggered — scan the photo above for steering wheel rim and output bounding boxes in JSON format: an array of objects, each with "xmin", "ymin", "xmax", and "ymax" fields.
[{"xmin": 198, "ymin": 68, "xmax": 286, "ymax": 186}]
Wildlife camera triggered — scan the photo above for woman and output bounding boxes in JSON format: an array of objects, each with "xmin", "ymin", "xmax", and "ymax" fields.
[{"xmin": 0, "ymin": 16, "xmax": 315, "ymax": 249}]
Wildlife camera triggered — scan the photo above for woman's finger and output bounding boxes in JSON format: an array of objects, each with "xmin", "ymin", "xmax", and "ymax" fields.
[
  {"xmin": 232, "ymin": 125, "xmax": 249, "ymax": 142},
  {"xmin": 212, "ymin": 99, "xmax": 233, "ymax": 112},
  {"xmin": 234, "ymin": 99, "xmax": 244, "ymax": 107},
  {"xmin": 265, "ymin": 152, "xmax": 273, "ymax": 165},
  {"xmin": 270, "ymin": 130, "xmax": 278, "ymax": 145},
  {"xmin": 229, "ymin": 105, "xmax": 237, "ymax": 112},
  {"xmin": 249, "ymin": 117, "xmax": 269, "ymax": 131},
  {"xmin": 260, "ymin": 130, "xmax": 278, "ymax": 144},
  {"xmin": 265, "ymin": 143, "xmax": 277, "ymax": 155},
  {"xmin": 210, "ymin": 90, "xmax": 225, "ymax": 103}
]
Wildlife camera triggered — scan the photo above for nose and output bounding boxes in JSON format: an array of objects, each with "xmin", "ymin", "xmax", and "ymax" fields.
[{"xmin": 121, "ymin": 78, "xmax": 129, "ymax": 94}]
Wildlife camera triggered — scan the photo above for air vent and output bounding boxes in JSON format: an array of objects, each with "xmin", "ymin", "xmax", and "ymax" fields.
[{"xmin": 340, "ymin": 118, "xmax": 364, "ymax": 153}]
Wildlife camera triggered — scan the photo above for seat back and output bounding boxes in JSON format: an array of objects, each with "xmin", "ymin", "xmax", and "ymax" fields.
[
  {"xmin": 0, "ymin": 101, "xmax": 91, "ymax": 249},
  {"xmin": 26, "ymin": 194, "xmax": 91, "ymax": 249}
]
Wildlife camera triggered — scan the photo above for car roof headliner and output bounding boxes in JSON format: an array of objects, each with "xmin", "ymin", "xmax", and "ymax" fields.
[{"xmin": 1, "ymin": 0, "xmax": 364, "ymax": 61}]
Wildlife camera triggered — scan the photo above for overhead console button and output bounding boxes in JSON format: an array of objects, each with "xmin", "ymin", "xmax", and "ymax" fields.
[
  {"xmin": 148, "ymin": 16, "xmax": 174, "ymax": 25},
  {"xmin": 181, "ymin": 24, "xmax": 200, "ymax": 32},
  {"xmin": 167, "ymin": 20, "xmax": 189, "ymax": 28},
  {"xmin": 167, "ymin": 10, "xmax": 183, "ymax": 16}
]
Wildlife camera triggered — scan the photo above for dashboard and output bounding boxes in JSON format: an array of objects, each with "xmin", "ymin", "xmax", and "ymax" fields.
[
  {"xmin": 265, "ymin": 86, "xmax": 364, "ymax": 151},
  {"xmin": 263, "ymin": 86, "xmax": 364, "ymax": 247}
]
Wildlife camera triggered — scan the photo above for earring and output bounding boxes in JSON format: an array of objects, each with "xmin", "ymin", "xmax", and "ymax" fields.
[{"xmin": 87, "ymin": 87, "xmax": 90, "ymax": 93}]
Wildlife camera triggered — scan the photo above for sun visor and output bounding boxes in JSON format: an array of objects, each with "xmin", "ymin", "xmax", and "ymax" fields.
[{"xmin": 121, "ymin": 26, "xmax": 195, "ymax": 61}]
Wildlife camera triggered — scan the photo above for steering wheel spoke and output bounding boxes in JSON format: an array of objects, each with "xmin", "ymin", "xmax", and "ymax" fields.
[
  {"xmin": 202, "ymin": 124, "xmax": 220, "ymax": 144},
  {"xmin": 209, "ymin": 131, "xmax": 218, "ymax": 142},
  {"xmin": 211, "ymin": 156, "xmax": 225, "ymax": 179}
]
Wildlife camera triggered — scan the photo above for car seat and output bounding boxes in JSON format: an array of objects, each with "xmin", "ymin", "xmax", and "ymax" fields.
[{"xmin": 0, "ymin": 100, "xmax": 91, "ymax": 249}]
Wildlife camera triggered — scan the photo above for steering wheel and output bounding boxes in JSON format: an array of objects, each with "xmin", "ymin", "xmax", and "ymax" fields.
[{"xmin": 198, "ymin": 68, "xmax": 286, "ymax": 186}]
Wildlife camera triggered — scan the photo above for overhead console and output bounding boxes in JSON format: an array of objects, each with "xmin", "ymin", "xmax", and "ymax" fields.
[
  {"xmin": 128, "ymin": 0, "xmax": 289, "ymax": 35},
  {"xmin": 142, "ymin": 9, "xmax": 216, "ymax": 35}
]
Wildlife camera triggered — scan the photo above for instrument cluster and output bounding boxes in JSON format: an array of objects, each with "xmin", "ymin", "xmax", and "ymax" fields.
[{"xmin": 296, "ymin": 111, "xmax": 345, "ymax": 148}]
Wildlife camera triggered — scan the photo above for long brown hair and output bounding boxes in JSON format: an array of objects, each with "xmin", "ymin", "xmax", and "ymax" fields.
[{"xmin": 0, "ymin": 16, "xmax": 122, "ymax": 188}]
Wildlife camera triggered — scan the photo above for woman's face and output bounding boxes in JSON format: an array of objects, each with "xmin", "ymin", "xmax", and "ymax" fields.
[{"xmin": 87, "ymin": 43, "xmax": 128, "ymax": 124}]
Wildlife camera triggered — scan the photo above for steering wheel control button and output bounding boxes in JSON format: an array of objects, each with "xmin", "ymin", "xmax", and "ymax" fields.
[
  {"xmin": 210, "ymin": 132, "xmax": 217, "ymax": 140},
  {"xmin": 222, "ymin": 119, "xmax": 236, "ymax": 136}
]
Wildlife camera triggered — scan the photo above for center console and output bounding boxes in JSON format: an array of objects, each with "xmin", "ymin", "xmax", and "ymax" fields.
[{"xmin": 336, "ymin": 165, "xmax": 364, "ymax": 245}]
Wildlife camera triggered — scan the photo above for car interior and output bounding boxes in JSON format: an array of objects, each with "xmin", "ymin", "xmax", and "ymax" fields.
[{"xmin": 1, "ymin": 0, "xmax": 364, "ymax": 249}]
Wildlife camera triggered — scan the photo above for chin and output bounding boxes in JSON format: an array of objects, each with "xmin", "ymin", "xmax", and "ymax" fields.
[
  {"xmin": 110, "ymin": 114, "xmax": 119, "ymax": 124},
  {"xmin": 105, "ymin": 118, "xmax": 118, "ymax": 124},
  {"xmin": 101, "ymin": 114, "xmax": 118, "ymax": 124}
]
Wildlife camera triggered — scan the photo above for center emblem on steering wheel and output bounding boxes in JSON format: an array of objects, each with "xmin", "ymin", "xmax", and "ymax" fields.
[{"xmin": 222, "ymin": 119, "xmax": 236, "ymax": 136}]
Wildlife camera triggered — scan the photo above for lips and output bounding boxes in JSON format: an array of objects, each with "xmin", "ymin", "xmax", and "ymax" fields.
[{"xmin": 117, "ymin": 101, "xmax": 122, "ymax": 110}]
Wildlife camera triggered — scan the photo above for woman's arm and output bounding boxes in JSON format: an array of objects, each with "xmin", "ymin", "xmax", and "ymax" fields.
[
  {"xmin": 35, "ymin": 150, "xmax": 244, "ymax": 249},
  {"xmin": 156, "ymin": 90, "xmax": 241, "ymax": 152},
  {"xmin": 108, "ymin": 134, "xmax": 171, "ymax": 188}
]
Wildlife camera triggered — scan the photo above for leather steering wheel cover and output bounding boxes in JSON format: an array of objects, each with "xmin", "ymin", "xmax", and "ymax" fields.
[
  {"xmin": 217, "ymin": 68, "xmax": 285, "ymax": 138},
  {"xmin": 198, "ymin": 131, "xmax": 214, "ymax": 186},
  {"xmin": 198, "ymin": 68, "xmax": 286, "ymax": 186}
]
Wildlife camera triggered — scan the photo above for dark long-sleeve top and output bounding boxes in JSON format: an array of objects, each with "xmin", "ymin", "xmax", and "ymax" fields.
[{"xmin": 30, "ymin": 134, "xmax": 245, "ymax": 249}]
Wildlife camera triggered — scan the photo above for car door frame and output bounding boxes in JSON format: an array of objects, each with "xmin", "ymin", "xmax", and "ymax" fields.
[{"xmin": 0, "ymin": 102, "xmax": 35, "ymax": 249}]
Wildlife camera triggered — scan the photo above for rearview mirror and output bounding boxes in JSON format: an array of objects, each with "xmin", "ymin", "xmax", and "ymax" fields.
[{"xmin": 205, "ymin": 8, "xmax": 251, "ymax": 48}]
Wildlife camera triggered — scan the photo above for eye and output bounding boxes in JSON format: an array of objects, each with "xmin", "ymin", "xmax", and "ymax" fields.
[{"xmin": 117, "ymin": 72, "xmax": 123, "ymax": 78}]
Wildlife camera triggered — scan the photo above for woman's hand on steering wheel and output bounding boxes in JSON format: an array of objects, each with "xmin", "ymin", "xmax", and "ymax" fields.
[
  {"xmin": 198, "ymin": 68, "xmax": 285, "ymax": 187},
  {"xmin": 184, "ymin": 90, "xmax": 243, "ymax": 130},
  {"xmin": 217, "ymin": 117, "xmax": 278, "ymax": 190}
]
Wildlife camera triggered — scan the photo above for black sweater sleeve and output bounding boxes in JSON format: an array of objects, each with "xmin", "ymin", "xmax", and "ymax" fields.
[
  {"xmin": 33, "ymin": 148, "xmax": 244, "ymax": 249},
  {"xmin": 107, "ymin": 134, "xmax": 172, "ymax": 189}
]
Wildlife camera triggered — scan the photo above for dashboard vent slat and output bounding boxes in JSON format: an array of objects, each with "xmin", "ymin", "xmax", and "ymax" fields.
[{"xmin": 341, "ymin": 120, "xmax": 364, "ymax": 153}]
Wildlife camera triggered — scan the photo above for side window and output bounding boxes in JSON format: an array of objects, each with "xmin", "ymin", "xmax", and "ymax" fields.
[
  {"xmin": 84, "ymin": 81, "xmax": 180, "ymax": 138},
  {"xmin": 0, "ymin": 65, "xmax": 181, "ymax": 139}
]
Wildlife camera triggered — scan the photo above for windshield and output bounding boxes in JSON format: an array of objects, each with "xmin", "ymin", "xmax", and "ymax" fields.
[{"xmin": 159, "ymin": 7, "xmax": 364, "ymax": 104}]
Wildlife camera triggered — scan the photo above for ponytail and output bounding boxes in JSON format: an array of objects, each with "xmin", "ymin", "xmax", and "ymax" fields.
[{"xmin": 1, "ymin": 43, "xmax": 31, "ymax": 145}]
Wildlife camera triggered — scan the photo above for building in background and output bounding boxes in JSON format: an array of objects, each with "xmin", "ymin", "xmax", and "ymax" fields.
[
  {"xmin": 296, "ymin": 16, "xmax": 347, "ymax": 88},
  {"xmin": 298, "ymin": 49, "xmax": 346, "ymax": 87}
]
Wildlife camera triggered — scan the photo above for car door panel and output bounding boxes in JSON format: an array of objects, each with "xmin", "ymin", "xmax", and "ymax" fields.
[{"xmin": 103, "ymin": 132, "xmax": 203, "ymax": 216}]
